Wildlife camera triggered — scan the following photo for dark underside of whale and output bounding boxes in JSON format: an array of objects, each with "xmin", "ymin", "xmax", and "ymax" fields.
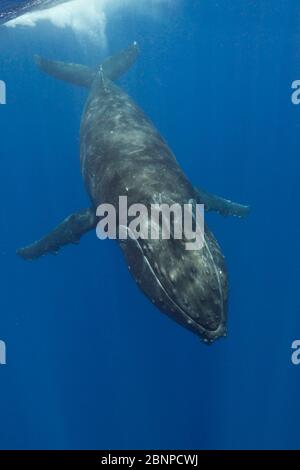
[{"xmin": 0, "ymin": 0, "xmax": 72, "ymax": 24}]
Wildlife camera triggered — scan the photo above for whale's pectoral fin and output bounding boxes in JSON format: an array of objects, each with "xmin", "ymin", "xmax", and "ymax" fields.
[
  {"xmin": 17, "ymin": 208, "xmax": 97, "ymax": 261},
  {"xmin": 35, "ymin": 42, "xmax": 139, "ymax": 88},
  {"xmin": 195, "ymin": 187, "xmax": 250, "ymax": 218}
]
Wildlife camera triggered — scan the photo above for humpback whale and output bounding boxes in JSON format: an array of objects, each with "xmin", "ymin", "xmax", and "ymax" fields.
[
  {"xmin": 0, "ymin": 0, "xmax": 73, "ymax": 25},
  {"xmin": 17, "ymin": 44, "xmax": 249, "ymax": 343}
]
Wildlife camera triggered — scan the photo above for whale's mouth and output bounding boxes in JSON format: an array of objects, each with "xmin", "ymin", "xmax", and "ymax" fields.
[
  {"xmin": 137, "ymin": 239, "xmax": 226, "ymax": 343},
  {"xmin": 148, "ymin": 259, "xmax": 226, "ymax": 342}
]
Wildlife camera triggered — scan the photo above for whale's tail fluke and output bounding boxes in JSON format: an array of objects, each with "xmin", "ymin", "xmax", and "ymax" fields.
[
  {"xmin": 34, "ymin": 42, "xmax": 139, "ymax": 88},
  {"xmin": 34, "ymin": 55, "xmax": 96, "ymax": 88}
]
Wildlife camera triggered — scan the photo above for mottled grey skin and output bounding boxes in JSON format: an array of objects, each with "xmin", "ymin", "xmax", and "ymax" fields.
[
  {"xmin": 18, "ymin": 43, "xmax": 249, "ymax": 343},
  {"xmin": 81, "ymin": 69, "xmax": 228, "ymax": 341}
]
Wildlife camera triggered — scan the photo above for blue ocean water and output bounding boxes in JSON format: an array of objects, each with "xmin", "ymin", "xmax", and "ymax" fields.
[{"xmin": 0, "ymin": 0, "xmax": 299, "ymax": 450}]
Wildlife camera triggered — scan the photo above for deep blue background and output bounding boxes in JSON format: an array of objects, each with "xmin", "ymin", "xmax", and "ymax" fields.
[{"xmin": 0, "ymin": 0, "xmax": 300, "ymax": 450}]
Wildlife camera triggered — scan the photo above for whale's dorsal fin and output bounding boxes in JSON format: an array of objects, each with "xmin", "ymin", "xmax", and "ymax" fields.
[
  {"xmin": 17, "ymin": 208, "xmax": 97, "ymax": 261},
  {"xmin": 196, "ymin": 187, "xmax": 250, "ymax": 218},
  {"xmin": 34, "ymin": 42, "xmax": 139, "ymax": 88}
]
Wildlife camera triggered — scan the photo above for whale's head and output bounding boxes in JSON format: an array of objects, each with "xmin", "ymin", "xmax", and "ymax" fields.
[{"xmin": 120, "ymin": 225, "xmax": 228, "ymax": 344}]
